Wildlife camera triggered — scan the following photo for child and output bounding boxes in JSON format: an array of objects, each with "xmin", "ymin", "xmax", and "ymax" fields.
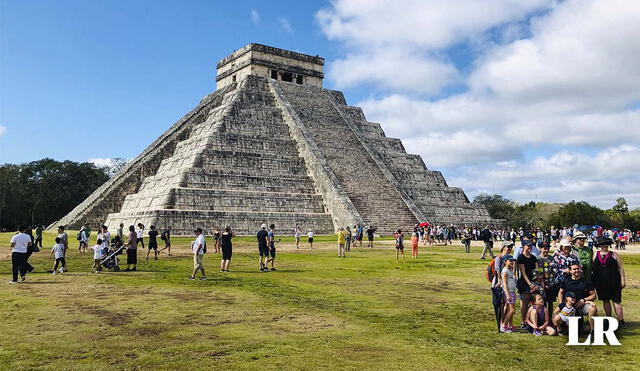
[
  {"xmin": 308, "ymin": 229, "xmax": 314, "ymax": 249},
  {"xmin": 395, "ymin": 229, "xmax": 406, "ymax": 263},
  {"xmin": 91, "ymin": 239, "xmax": 104, "ymax": 273},
  {"xmin": 501, "ymin": 255, "xmax": 517, "ymax": 332},
  {"xmin": 410, "ymin": 232, "xmax": 419, "ymax": 258},
  {"xmin": 526, "ymin": 294, "xmax": 557, "ymax": 336},
  {"xmin": 50, "ymin": 237, "xmax": 66, "ymax": 274},
  {"xmin": 553, "ymin": 292, "xmax": 577, "ymax": 334}
]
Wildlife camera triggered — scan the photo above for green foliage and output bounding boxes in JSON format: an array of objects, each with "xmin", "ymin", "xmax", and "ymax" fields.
[
  {"xmin": 472, "ymin": 193, "xmax": 515, "ymax": 220},
  {"xmin": 546, "ymin": 200, "xmax": 607, "ymax": 228},
  {"xmin": 612, "ymin": 197, "xmax": 629, "ymax": 214},
  {"xmin": 0, "ymin": 158, "xmax": 109, "ymax": 230}
]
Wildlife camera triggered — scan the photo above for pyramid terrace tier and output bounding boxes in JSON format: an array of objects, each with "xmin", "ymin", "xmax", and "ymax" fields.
[{"xmin": 105, "ymin": 209, "xmax": 335, "ymax": 236}]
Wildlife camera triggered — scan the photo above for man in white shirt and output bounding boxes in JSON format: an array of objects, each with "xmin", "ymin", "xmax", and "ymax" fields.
[
  {"xmin": 188, "ymin": 228, "xmax": 206, "ymax": 281},
  {"xmin": 10, "ymin": 225, "xmax": 32, "ymax": 283}
]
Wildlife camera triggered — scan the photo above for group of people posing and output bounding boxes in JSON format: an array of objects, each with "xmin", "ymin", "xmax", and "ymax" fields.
[{"xmin": 490, "ymin": 232, "xmax": 627, "ymax": 337}]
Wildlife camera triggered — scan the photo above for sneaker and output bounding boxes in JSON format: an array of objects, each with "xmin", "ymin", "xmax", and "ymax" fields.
[
  {"xmin": 270, "ymin": 268, "xmax": 277, "ymax": 271},
  {"xmin": 187, "ymin": 276, "xmax": 195, "ymax": 280},
  {"xmin": 620, "ymin": 320, "xmax": 627, "ymax": 329},
  {"xmin": 500, "ymin": 327, "xmax": 512, "ymax": 333},
  {"xmin": 52, "ymin": 271, "xmax": 56, "ymax": 275},
  {"xmin": 132, "ymin": 267, "xmax": 137, "ymax": 271},
  {"xmin": 20, "ymin": 276, "xmax": 25, "ymax": 282},
  {"xmin": 224, "ymin": 270, "xmax": 230, "ymax": 273},
  {"xmin": 59, "ymin": 268, "xmax": 64, "ymax": 274},
  {"xmin": 533, "ymin": 330, "xmax": 542, "ymax": 337},
  {"xmin": 220, "ymin": 270, "xmax": 225, "ymax": 273},
  {"xmin": 199, "ymin": 276, "xmax": 207, "ymax": 281},
  {"xmin": 124, "ymin": 268, "xmax": 130, "ymax": 272},
  {"xmin": 8, "ymin": 280, "xmax": 18, "ymax": 284},
  {"xmin": 520, "ymin": 324, "xmax": 528, "ymax": 330}
]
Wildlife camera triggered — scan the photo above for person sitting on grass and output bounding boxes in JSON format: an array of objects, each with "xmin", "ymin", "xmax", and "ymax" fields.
[
  {"xmin": 500, "ymin": 255, "xmax": 517, "ymax": 333},
  {"xmin": 189, "ymin": 228, "xmax": 207, "ymax": 281},
  {"xmin": 410, "ymin": 232, "xmax": 419, "ymax": 258},
  {"xmin": 553, "ymin": 291, "xmax": 577, "ymax": 334},
  {"xmin": 554, "ymin": 264, "xmax": 597, "ymax": 334},
  {"xmin": 525, "ymin": 294, "xmax": 557, "ymax": 336},
  {"xmin": 91, "ymin": 239, "xmax": 104, "ymax": 273},
  {"xmin": 50, "ymin": 237, "xmax": 66, "ymax": 275},
  {"xmin": 394, "ymin": 229, "xmax": 406, "ymax": 263},
  {"xmin": 308, "ymin": 229, "xmax": 314, "ymax": 250}
]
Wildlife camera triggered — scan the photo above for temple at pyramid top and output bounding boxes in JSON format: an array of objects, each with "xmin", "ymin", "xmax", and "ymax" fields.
[{"xmin": 216, "ymin": 43, "xmax": 325, "ymax": 89}]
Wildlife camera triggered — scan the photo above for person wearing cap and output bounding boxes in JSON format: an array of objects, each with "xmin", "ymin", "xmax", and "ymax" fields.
[
  {"xmin": 188, "ymin": 228, "xmax": 207, "ymax": 281},
  {"xmin": 591, "ymin": 236, "xmax": 627, "ymax": 329},
  {"xmin": 513, "ymin": 238, "xmax": 534, "ymax": 260},
  {"xmin": 556, "ymin": 262, "xmax": 597, "ymax": 332},
  {"xmin": 550, "ymin": 239, "xmax": 581, "ymax": 285},
  {"xmin": 571, "ymin": 232, "xmax": 593, "ymax": 282},
  {"xmin": 516, "ymin": 242, "xmax": 540, "ymax": 327},
  {"xmin": 493, "ymin": 242, "xmax": 513, "ymax": 330},
  {"xmin": 500, "ymin": 254, "xmax": 518, "ymax": 332},
  {"xmin": 257, "ymin": 224, "xmax": 270, "ymax": 272}
]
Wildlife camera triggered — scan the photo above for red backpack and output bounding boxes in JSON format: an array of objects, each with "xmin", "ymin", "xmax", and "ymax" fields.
[{"xmin": 486, "ymin": 257, "xmax": 498, "ymax": 282}]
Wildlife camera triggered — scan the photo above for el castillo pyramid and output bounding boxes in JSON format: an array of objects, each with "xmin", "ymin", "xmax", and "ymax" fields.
[{"xmin": 54, "ymin": 43, "xmax": 496, "ymax": 234}]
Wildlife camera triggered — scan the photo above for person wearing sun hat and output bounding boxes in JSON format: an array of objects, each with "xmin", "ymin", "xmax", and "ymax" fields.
[
  {"xmin": 572, "ymin": 232, "xmax": 593, "ymax": 282},
  {"xmin": 591, "ymin": 236, "xmax": 627, "ymax": 329},
  {"xmin": 550, "ymin": 239, "xmax": 580, "ymax": 285}
]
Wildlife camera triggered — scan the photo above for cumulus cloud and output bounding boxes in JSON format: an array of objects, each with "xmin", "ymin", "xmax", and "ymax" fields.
[
  {"xmin": 250, "ymin": 9, "xmax": 260, "ymax": 24},
  {"xmin": 0, "ymin": 125, "xmax": 6, "ymax": 138},
  {"xmin": 318, "ymin": 0, "xmax": 640, "ymax": 207},
  {"xmin": 88, "ymin": 158, "xmax": 119, "ymax": 168}
]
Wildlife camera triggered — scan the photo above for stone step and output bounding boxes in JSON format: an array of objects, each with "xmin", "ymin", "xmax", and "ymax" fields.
[{"xmin": 182, "ymin": 168, "xmax": 318, "ymax": 194}]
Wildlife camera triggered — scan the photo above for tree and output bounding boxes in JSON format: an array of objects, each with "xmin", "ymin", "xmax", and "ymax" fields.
[
  {"xmin": 548, "ymin": 201, "xmax": 607, "ymax": 228},
  {"xmin": 612, "ymin": 197, "xmax": 629, "ymax": 215},
  {"xmin": 472, "ymin": 193, "xmax": 515, "ymax": 220},
  {"xmin": 0, "ymin": 159, "xmax": 109, "ymax": 230}
]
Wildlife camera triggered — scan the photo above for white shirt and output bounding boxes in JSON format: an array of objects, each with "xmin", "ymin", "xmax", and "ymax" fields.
[
  {"xmin": 11, "ymin": 233, "xmax": 31, "ymax": 253},
  {"xmin": 80, "ymin": 230, "xmax": 88, "ymax": 243},
  {"xmin": 308, "ymin": 231, "xmax": 314, "ymax": 238},
  {"xmin": 91, "ymin": 245, "xmax": 103, "ymax": 259},
  {"xmin": 102, "ymin": 231, "xmax": 111, "ymax": 248},
  {"xmin": 137, "ymin": 228, "xmax": 144, "ymax": 239},
  {"xmin": 52, "ymin": 243, "xmax": 65, "ymax": 259},
  {"xmin": 294, "ymin": 228, "xmax": 301, "ymax": 238},
  {"xmin": 193, "ymin": 234, "xmax": 205, "ymax": 255}
]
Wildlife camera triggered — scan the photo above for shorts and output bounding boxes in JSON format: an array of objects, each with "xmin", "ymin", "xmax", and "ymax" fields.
[
  {"xmin": 269, "ymin": 247, "xmax": 276, "ymax": 258},
  {"xmin": 517, "ymin": 279, "xmax": 531, "ymax": 296},
  {"xmin": 221, "ymin": 245, "xmax": 232, "ymax": 260},
  {"xmin": 395, "ymin": 245, "xmax": 404, "ymax": 250},
  {"xmin": 126, "ymin": 249, "xmax": 137, "ymax": 265},
  {"xmin": 368, "ymin": 235, "xmax": 374, "ymax": 241},
  {"xmin": 308, "ymin": 237, "xmax": 314, "ymax": 243},
  {"xmin": 596, "ymin": 286, "xmax": 622, "ymax": 303},
  {"xmin": 149, "ymin": 242, "xmax": 157, "ymax": 250},
  {"xmin": 259, "ymin": 245, "xmax": 269, "ymax": 257},
  {"xmin": 576, "ymin": 302, "xmax": 593, "ymax": 316},
  {"xmin": 193, "ymin": 254, "xmax": 203, "ymax": 269},
  {"xmin": 506, "ymin": 292, "xmax": 516, "ymax": 305}
]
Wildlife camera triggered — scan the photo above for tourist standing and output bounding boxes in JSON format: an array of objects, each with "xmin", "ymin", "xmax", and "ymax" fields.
[
  {"xmin": 212, "ymin": 226, "xmax": 221, "ymax": 254},
  {"xmin": 116, "ymin": 223, "xmax": 124, "ymax": 242},
  {"xmin": 50, "ymin": 237, "xmax": 66, "ymax": 275},
  {"xmin": 410, "ymin": 232, "xmax": 419, "ymax": 258},
  {"xmin": 516, "ymin": 243, "xmax": 539, "ymax": 326},
  {"xmin": 125, "ymin": 225, "xmax": 137, "ymax": 272},
  {"xmin": 266, "ymin": 224, "xmax": 278, "ymax": 270},
  {"xmin": 337, "ymin": 227, "xmax": 347, "ymax": 257},
  {"xmin": 219, "ymin": 226, "xmax": 234, "ymax": 272},
  {"xmin": 591, "ymin": 236, "xmax": 627, "ymax": 329},
  {"xmin": 357, "ymin": 225, "xmax": 364, "ymax": 247},
  {"xmin": 161, "ymin": 226, "xmax": 172, "ymax": 256},
  {"xmin": 308, "ymin": 229, "xmax": 314, "ymax": 249},
  {"xmin": 188, "ymin": 228, "xmax": 207, "ymax": 280},
  {"xmin": 366, "ymin": 226, "xmax": 376, "ymax": 248},
  {"xmin": 394, "ymin": 229, "xmax": 406, "ymax": 263},
  {"xmin": 78, "ymin": 226, "xmax": 88, "ymax": 254},
  {"xmin": 572, "ymin": 232, "xmax": 593, "ymax": 281},
  {"xmin": 9, "ymin": 226, "xmax": 32, "ymax": 283},
  {"xmin": 146, "ymin": 225, "xmax": 158, "ymax": 260},
  {"xmin": 294, "ymin": 225, "xmax": 301, "ymax": 249},
  {"xmin": 34, "ymin": 225, "xmax": 43, "ymax": 249},
  {"xmin": 462, "ymin": 229, "xmax": 472, "ymax": 253},
  {"xmin": 500, "ymin": 255, "xmax": 517, "ymax": 332},
  {"xmin": 257, "ymin": 224, "xmax": 270, "ymax": 271},
  {"xmin": 480, "ymin": 225, "xmax": 494, "ymax": 260},
  {"xmin": 91, "ymin": 239, "xmax": 104, "ymax": 273},
  {"xmin": 345, "ymin": 226, "xmax": 352, "ymax": 252},
  {"xmin": 136, "ymin": 223, "xmax": 145, "ymax": 249}
]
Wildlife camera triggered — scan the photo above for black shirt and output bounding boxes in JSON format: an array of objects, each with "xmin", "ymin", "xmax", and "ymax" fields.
[
  {"xmin": 560, "ymin": 278, "xmax": 594, "ymax": 301},
  {"xmin": 517, "ymin": 253, "xmax": 538, "ymax": 281},
  {"xmin": 148, "ymin": 230, "xmax": 158, "ymax": 243},
  {"xmin": 257, "ymin": 230, "xmax": 268, "ymax": 248}
]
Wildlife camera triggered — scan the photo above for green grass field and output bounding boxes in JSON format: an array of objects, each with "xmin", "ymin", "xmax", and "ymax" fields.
[{"xmin": 1, "ymin": 231, "xmax": 638, "ymax": 370}]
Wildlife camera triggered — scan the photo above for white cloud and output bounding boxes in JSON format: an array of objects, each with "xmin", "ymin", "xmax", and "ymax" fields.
[
  {"xmin": 250, "ymin": 9, "xmax": 260, "ymax": 24},
  {"xmin": 0, "ymin": 125, "xmax": 6, "ymax": 138},
  {"xmin": 319, "ymin": 0, "xmax": 640, "ymax": 208},
  {"xmin": 278, "ymin": 17, "xmax": 293, "ymax": 33},
  {"xmin": 88, "ymin": 157, "xmax": 119, "ymax": 168}
]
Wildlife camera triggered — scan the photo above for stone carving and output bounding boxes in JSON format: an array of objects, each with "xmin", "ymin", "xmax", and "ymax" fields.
[{"xmin": 52, "ymin": 43, "xmax": 498, "ymax": 234}]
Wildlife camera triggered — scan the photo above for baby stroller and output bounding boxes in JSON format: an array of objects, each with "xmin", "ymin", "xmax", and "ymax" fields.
[{"xmin": 101, "ymin": 236, "xmax": 125, "ymax": 272}]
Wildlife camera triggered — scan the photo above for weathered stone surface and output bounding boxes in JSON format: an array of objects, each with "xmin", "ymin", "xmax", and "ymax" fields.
[{"xmin": 53, "ymin": 43, "xmax": 498, "ymax": 235}]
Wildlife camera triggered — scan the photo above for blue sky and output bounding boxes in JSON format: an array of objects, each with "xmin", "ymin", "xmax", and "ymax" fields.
[{"xmin": 1, "ymin": 0, "xmax": 639, "ymax": 208}]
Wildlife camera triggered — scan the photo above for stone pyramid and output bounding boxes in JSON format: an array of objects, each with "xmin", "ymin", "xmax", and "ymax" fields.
[{"xmin": 54, "ymin": 43, "xmax": 496, "ymax": 235}]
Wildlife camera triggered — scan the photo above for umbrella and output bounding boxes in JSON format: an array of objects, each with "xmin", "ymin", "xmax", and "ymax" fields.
[
  {"xmin": 419, "ymin": 222, "xmax": 430, "ymax": 227},
  {"xmin": 491, "ymin": 287, "xmax": 503, "ymax": 332},
  {"xmin": 577, "ymin": 225, "xmax": 594, "ymax": 233}
]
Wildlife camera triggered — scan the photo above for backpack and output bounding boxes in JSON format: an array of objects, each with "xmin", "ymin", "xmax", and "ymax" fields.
[
  {"xmin": 160, "ymin": 231, "xmax": 167, "ymax": 241},
  {"xmin": 76, "ymin": 232, "xmax": 82, "ymax": 241},
  {"xmin": 486, "ymin": 257, "xmax": 498, "ymax": 283}
]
